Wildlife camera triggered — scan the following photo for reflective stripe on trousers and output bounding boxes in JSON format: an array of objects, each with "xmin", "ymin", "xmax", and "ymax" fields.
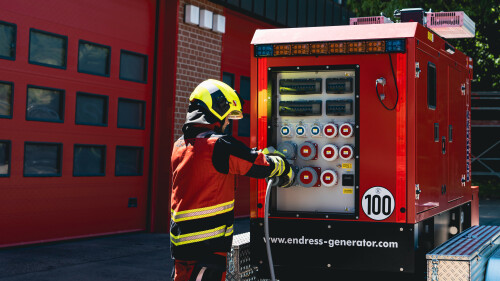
[{"xmin": 171, "ymin": 224, "xmax": 233, "ymax": 246}]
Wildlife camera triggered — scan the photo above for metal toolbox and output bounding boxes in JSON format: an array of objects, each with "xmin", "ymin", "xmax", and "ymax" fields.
[
  {"xmin": 485, "ymin": 246, "xmax": 500, "ymax": 281},
  {"xmin": 226, "ymin": 232, "xmax": 257, "ymax": 281},
  {"xmin": 427, "ymin": 225, "xmax": 500, "ymax": 281}
]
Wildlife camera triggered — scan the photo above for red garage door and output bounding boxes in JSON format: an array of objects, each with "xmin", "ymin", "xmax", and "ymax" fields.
[{"xmin": 0, "ymin": 0, "xmax": 155, "ymax": 246}]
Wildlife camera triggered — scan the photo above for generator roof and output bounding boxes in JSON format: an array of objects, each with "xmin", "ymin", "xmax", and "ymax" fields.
[{"xmin": 251, "ymin": 22, "xmax": 419, "ymax": 45}]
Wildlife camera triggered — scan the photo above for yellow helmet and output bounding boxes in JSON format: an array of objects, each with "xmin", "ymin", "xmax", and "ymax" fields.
[{"xmin": 189, "ymin": 79, "xmax": 243, "ymax": 121}]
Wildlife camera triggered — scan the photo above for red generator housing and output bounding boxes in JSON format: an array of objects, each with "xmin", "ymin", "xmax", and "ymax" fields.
[{"xmin": 249, "ymin": 22, "xmax": 475, "ymax": 278}]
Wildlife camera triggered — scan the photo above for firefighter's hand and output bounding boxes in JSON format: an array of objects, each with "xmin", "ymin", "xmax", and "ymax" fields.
[
  {"xmin": 276, "ymin": 162, "xmax": 294, "ymax": 188},
  {"xmin": 263, "ymin": 147, "xmax": 293, "ymax": 188}
]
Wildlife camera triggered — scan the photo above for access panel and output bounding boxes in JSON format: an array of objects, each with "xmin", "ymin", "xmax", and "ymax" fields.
[{"xmin": 269, "ymin": 66, "xmax": 359, "ymax": 218}]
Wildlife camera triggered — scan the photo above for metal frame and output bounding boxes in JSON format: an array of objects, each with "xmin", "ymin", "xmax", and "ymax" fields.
[{"xmin": 471, "ymin": 91, "xmax": 500, "ymax": 179}]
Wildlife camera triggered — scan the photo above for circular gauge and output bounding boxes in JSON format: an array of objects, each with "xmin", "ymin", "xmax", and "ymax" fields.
[
  {"xmin": 297, "ymin": 167, "xmax": 318, "ymax": 188},
  {"xmin": 323, "ymin": 123, "xmax": 338, "ymax": 138},
  {"xmin": 298, "ymin": 141, "xmax": 317, "ymax": 161},
  {"xmin": 277, "ymin": 141, "xmax": 297, "ymax": 159},
  {"xmin": 296, "ymin": 125, "xmax": 306, "ymax": 137},
  {"xmin": 321, "ymin": 144, "xmax": 339, "ymax": 161},
  {"xmin": 321, "ymin": 170, "xmax": 338, "ymax": 187},
  {"xmin": 339, "ymin": 123, "xmax": 354, "ymax": 138},
  {"xmin": 339, "ymin": 145, "xmax": 354, "ymax": 160},
  {"xmin": 281, "ymin": 125, "xmax": 292, "ymax": 137},
  {"xmin": 310, "ymin": 125, "xmax": 321, "ymax": 137}
]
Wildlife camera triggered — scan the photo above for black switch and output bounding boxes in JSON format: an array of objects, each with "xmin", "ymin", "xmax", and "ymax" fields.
[{"xmin": 342, "ymin": 174, "xmax": 354, "ymax": 186}]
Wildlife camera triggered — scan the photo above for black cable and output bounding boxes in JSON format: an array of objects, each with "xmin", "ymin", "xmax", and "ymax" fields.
[{"xmin": 376, "ymin": 53, "xmax": 400, "ymax": 111}]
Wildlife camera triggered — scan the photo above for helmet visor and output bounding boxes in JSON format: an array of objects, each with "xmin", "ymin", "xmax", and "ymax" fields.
[{"xmin": 227, "ymin": 110, "xmax": 243, "ymax": 120}]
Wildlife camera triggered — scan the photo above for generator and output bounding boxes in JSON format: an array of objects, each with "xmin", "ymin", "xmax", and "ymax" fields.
[{"xmin": 248, "ymin": 10, "xmax": 476, "ymax": 279}]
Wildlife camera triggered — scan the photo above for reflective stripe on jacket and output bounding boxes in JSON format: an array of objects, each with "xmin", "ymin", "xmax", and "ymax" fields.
[{"xmin": 170, "ymin": 130, "xmax": 275, "ymax": 260}]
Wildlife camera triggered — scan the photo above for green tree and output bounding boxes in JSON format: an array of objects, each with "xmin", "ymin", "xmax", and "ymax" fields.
[{"xmin": 346, "ymin": 0, "xmax": 499, "ymax": 91}]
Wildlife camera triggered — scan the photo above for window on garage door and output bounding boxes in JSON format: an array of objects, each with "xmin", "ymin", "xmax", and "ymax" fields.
[
  {"xmin": 115, "ymin": 146, "xmax": 143, "ymax": 176},
  {"xmin": 75, "ymin": 92, "xmax": 108, "ymax": 126},
  {"xmin": 0, "ymin": 140, "xmax": 10, "ymax": 176},
  {"xmin": 0, "ymin": 81, "xmax": 13, "ymax": 118},
  {"xmin": 29, "ymin": 29, "xmax": 67, "ymax": 69},
  {"xmin": 120, "ymin": 50, "xmax": 148, "ymax": 83},
  {"xmin": 0, "ymin": 21, "xmax": 16, "ymax": 60},
  {"xmin": 78, "ymin": 40, "xmax": 111, "ymax": 77},
  {"xmin": 73, "ymin": 144, "xmax": 106, "ymax": 176},
  {"xmin": 26, "ymin": 85, "xmax": 64, "ymax": 122},
  {"xmin": 24, "ymin": 142, "xmax": 62, "ymax": 177},
  {"xmin": 117, "ymin": 98, "xmax": 145, "ymax": 129}
]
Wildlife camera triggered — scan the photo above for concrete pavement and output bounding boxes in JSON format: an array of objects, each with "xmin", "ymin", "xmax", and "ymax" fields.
[{"xmin": 0, "ymin": 201, "xmax": 498, "ymax": 281}]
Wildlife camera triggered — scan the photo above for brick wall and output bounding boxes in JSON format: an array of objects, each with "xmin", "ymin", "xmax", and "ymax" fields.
[{"xmin": 174, "ymin": 0, "xmax": 223, "ymax": 139}]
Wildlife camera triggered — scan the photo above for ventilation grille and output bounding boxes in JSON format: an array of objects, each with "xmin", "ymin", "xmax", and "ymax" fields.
[
  {"xmin": 426, "ymin": 11, "xmax": 475, "ymax": 38},
  {"xmin": 350, "ymin": 16, "xmax": 393, "ymax": 25}
]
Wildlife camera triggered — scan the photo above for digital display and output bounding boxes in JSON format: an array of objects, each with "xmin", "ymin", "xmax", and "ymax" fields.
[
  {"xmin": 280, "ymin": 78, "xmax": 322, "ymax": 95},
  {"xmin": 326, "ymin": 78, "xmax": 353, "ymax": 94},
  {"xmin": 326, "ymin": 99, "xmax": 353, "ymax": 116},
  {"xmin": 279, "ymin": 100, "xmax": 322, "ymax": 116}
]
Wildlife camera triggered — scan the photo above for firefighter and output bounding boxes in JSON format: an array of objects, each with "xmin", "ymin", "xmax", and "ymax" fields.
[{"xmin": 170, "ymin": 79, "xmax": 293, "ymax": 281}]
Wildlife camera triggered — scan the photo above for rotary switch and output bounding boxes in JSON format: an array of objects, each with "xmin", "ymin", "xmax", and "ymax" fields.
[
  {"xmin": 277, "ymin": 141, "xmax": 297, "ymax": 159},
  {"xmin": 320, "ymin": 170, "xmax": 338, "ymax": 187},
  {"xmin": 298, "ymin": 141, "xmax": 317, "ymax": 161},
  {"xmin": 321, "ymin": 144, "xmax": 339, "ymax": 161},
  {"xmin": 323, "ymin": 123, "xmax": 338, "ymax": 138},
  {"xmin": 339, "ymin": 145, "xmax": 354, "ymax": 160},
  {"xmin": 297, "ymin": 167, "xmax": 319, "ymax": 188},
  {"xmin": 339, "ymin": 123, "xmax": 354, "ymax": 138}
]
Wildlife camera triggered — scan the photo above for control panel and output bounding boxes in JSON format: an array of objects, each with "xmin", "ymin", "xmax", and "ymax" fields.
[{"xmin": 271, "ymin": 67, "xmax": 359, "ymax": 216}]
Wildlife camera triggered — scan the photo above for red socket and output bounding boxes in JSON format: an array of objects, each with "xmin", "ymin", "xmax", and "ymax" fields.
[
  {"xmin": 339, "ymin": 145, "xmax": 354, "ymax": 160},
  {"xmin": 323, "ymin": 123, "xmax": 338, "ymax": 138},
  {"xmin": 321, "ymin": 144, "xmax": 338, "ymax": 161},
  {"xmin": 297, "ymin": 167, "xmax": 319, "ymax": 188},
  {"xmin": 298, "ymin": 141, "xmax": 317, "ymax": 161},
  {"xmin": 320, "ymin": 170, "xmax": 338, "ymax": 187},
  {"xmin": 339, "ymin": 123, "xmax": 354, "ymax": 138}
]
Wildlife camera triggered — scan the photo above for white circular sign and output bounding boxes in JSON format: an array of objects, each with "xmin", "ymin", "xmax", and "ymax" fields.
[{"xmin": 362, "ymin": 186, "xmax": 395, "ymax": 221}]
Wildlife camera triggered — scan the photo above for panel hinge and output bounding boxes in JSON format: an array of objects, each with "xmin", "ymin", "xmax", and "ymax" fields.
[
  {"xmin": 415, "ymin": 62, "xmax": 421, "ymax": 78},
  {"xmin": 416, "ymin": 184, "xmax": 421, "ymax": 200}
]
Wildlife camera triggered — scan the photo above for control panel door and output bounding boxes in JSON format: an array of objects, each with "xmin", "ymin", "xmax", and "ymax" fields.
[{"xmin": 270, "ymin": 66, "xmax": 359, "ymax": 218}]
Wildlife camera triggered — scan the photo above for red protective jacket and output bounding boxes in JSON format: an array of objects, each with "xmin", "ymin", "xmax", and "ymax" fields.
[{"xmin": 170, "ymin": 129, "xmax": 275, "ymax": 260}]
